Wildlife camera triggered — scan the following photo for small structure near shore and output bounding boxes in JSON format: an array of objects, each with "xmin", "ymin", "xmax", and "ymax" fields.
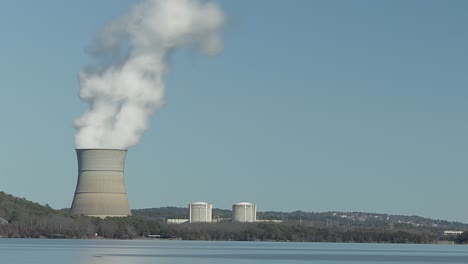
[
  {"xmin": 444, "ymin": 230, "xmax": 464, "ymax": 236},
  {"xmin": 47, "ymin": 234, "xmax": 65, "ymax": 239},
  {"xmin": 167, "ymin": 219, "xmax": 188, "ymax": 224}
]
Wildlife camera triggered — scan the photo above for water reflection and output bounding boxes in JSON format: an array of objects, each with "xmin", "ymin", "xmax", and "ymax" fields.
[
  {"xmin": 74, "ymin": 241, "xmax": 174, "ymax": 264},
  {"xmin": 73, "ymin": 240, "xmax": 468, "ymax": 264},
  {"xmin": 2, "ymin": 239, "xmax": 468, "ymax": 264}
]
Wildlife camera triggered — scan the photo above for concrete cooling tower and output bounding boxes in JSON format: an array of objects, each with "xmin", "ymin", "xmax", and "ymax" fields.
[
  {"xmin": 189, "ymin": 202, "xmax": 212, "ymax": 223},
  {"xmin": 232, "ymin": 202, "xmax": 256, "ymax": 223},
  {"xmin": 71, "ymin": 149, "xmax": 131, "ymax": 218}
]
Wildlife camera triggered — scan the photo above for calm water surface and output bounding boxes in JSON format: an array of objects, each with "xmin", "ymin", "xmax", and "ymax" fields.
[{"xmin": 0, "ymin": 239, "xmax": 467, "ymax": 264}]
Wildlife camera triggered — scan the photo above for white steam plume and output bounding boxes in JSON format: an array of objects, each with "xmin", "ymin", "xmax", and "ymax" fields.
[{"xmin": 75, "ymin": 0, "xmax": 224, "ymax": 149}]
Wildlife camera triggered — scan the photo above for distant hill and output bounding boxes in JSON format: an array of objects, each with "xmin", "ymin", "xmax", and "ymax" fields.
[
  {"xmin": 0, "ymin": 191, "xmax": 56, "ymax": 222},
  {"xmin": 132, "ymin": 207, "xmax": 468, "ymax": 232},
  {"xmin": 132, "ymin": 207, "xmax": 232, "ymax": 220},
  {"xmin": 0, "ymin": 191, "xmax": 93, "ymax": 238},
  {"xmin": 1, "ymin": 191, "xmax": 467, "ymax": 242},
  {"xmin": 257, "ymin": 210, "xmax": 468, "ymax": 231},
  {"xmin": 132, "ymin": 207, "xmax": 189, "ymax": 219}
]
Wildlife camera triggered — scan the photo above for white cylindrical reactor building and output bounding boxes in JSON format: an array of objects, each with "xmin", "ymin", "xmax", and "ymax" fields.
[
  {"xmin": 189, "ymin": 202, "xmax": 212, "ymax": 223},
  {"xmin": 232, "ymin": 202, "xmax": 256, "ymax": 223},
  {"xmin": 71, "ymin": 149, "xmax": 131, "ymax": 218}
]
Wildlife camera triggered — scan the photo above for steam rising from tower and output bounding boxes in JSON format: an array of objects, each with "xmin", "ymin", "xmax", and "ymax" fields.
[
  {"xmin": 71, "ymin": 0, "xmax": 225, "ymax": 217},
  {"xmin": 75, "ymin": 0, "xmax": 225, "ymax": 149}
]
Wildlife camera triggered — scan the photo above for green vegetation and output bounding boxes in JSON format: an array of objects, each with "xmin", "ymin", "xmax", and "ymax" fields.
[
  {"xmin": 455, "ymin": 231, "xmax": 468, "ymax": 244},
  {"xmin": 0, "ymin": 191, "xmax": 466, "ymax": 243},
  {"xmin": 155, "ymin": 222, "xmax": 435, "ymax": 243}
]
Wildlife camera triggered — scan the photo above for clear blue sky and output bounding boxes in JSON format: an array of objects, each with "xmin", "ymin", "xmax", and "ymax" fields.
[{"xmin": 1, "ymin": 0, "xmax": 468, "ymax": 222}]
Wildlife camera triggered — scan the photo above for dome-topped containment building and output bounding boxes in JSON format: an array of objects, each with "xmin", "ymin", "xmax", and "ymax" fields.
[
  {"xmin": 189, "ymin": 202, "xmax": 212, "ymax": 223},
  {"xmin": 232, "ymin": 202, "xmax": 256, "ymax": 223}
]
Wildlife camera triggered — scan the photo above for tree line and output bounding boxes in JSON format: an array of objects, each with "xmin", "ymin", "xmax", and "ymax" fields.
[{"xmin": 0, "ymin": 191, "xmax": 463, "ymax": 243}]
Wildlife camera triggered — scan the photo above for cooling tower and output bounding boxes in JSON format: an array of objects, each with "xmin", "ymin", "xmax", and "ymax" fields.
[
  {"xmin": 71, "ymin": 149, "xmax": 131, "ymax": 218},
  {"xmin": 232, "ymin": 202, "xmax": 256, "ymax": 223},
  {"xmin": 189, "ymin": 202, "xmax": 212, "ymax": 223}
]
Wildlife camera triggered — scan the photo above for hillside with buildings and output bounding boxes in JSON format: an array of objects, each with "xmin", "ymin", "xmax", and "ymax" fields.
[
  {"xmin": 133, "ymin": 207, "xmax": 468, "ymax": 233},
  {"xmin": 1, "ymin": 191, "xmax": 467, "ymax": 243}
]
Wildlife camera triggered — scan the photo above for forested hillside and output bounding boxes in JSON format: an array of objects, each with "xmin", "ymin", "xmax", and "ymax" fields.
[
  {"xmin": 1, "ymin": 191, "xmax": 467, "ymax": 243},
  {"xmin": 0, "ymin": 191, "xmax": 95, "ymax": 238}
]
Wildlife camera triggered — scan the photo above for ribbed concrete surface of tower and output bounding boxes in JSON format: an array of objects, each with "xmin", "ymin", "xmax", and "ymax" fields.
[
  {"xmin": 232, "ymin": 202, "xmax": 256, "ymax": 222},
  {"xmin": 71, "ymin": 149, "xmax": 131, "ymax": 218}
]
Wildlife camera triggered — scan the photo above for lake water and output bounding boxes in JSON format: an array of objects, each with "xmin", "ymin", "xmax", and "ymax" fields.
[{"xmin": 0, "ymin": 239, "xmax": 467, "ymax": 264}]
